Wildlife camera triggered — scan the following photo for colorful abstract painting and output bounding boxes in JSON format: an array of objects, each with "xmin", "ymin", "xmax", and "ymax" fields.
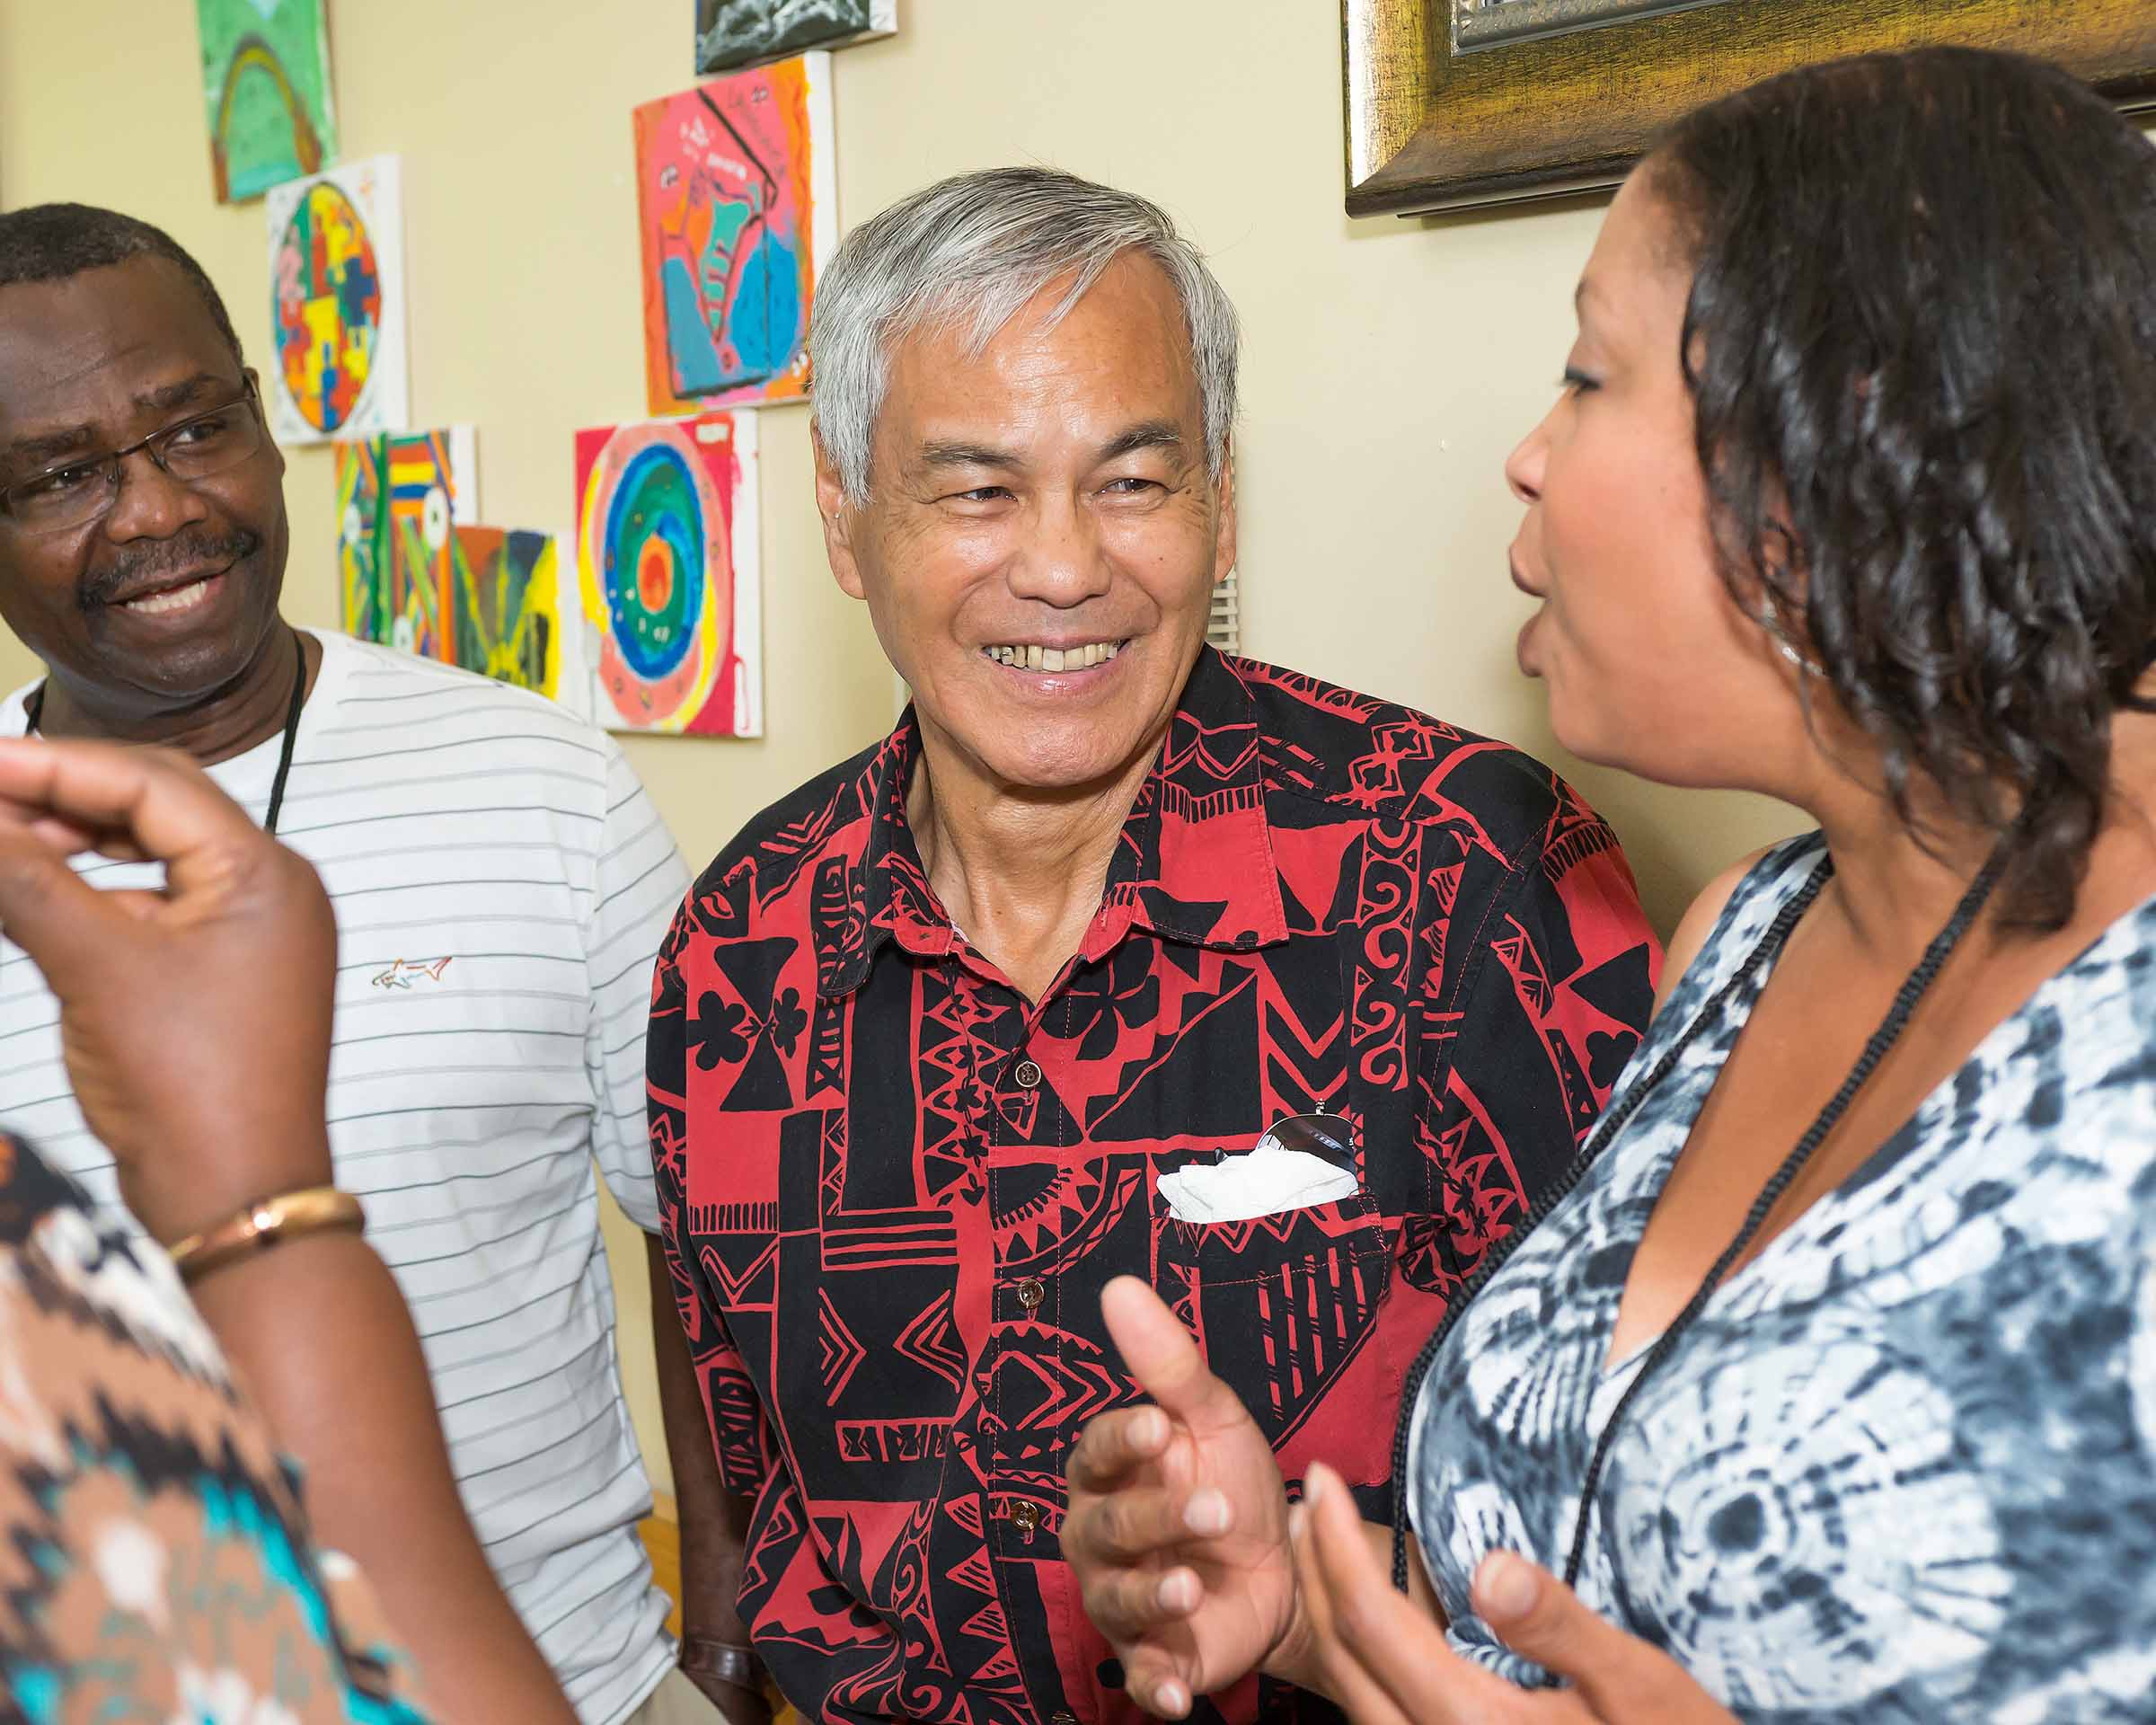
[
  {"xmin": 574, "ymin": 411, "xmax": 761, "ymax": 736},
  {"xmin": 632, "ymin": 57, "xmax": 835, "ymax": 414},
  {"xmin": 267, "ymin": 155, "xmax": 407, "ymax": 445},
  {"xmin": 333, "ymin": 438, "xmax": 384, "ymax": 641},
  {"xmin": 446, "ymin": 526, "xmax": 590, "ymax": 717},
  {"xmin": 694, "ymin": 0, "xmax": 897, "ymax": 72},
  {"xmin": 337, "ymin": 427, "xmax": 476, "ymax": 656},
  {"xmin": 197, "ymin": 0, "xmax": 337, "ymax": 203}
]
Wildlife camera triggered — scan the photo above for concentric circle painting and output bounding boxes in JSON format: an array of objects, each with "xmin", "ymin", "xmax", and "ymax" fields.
[
  {"xmin": 574, "ymin": 411, "xmax": 762, "ymax": 737},
  {"xmin": 265, "ymin": 155, "xmax": 409, "ymax": 446}
]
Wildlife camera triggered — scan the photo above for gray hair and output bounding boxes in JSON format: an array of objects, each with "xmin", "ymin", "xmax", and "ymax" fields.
[{"xmin": 808, "ymin": 166, "xmax": 1240, "ymax": 506}]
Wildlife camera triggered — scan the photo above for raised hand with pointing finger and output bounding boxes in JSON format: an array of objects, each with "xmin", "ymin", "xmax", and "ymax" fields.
[
  {"xmin": 1066, "ymin": 1276, "xmax": 1740, "ymax": 1725},
  {"xmin": 1063, "ymin": 1275, "xmax": 1301, "ymax": 1718},
  {"xmin": 1286, "ymin": 1457, "xmax": 1736, "ymax": 1725}
]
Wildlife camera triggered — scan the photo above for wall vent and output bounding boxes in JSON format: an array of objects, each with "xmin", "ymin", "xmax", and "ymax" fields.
[{"xmin": 1207, "ymin": 569, "xmax": 1241, "ymax": 655}]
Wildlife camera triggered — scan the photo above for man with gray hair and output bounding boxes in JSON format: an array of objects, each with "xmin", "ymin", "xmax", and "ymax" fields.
[{"xmin": 647, "ymin": 166, "xmax": 1657, "ymax": 1725}]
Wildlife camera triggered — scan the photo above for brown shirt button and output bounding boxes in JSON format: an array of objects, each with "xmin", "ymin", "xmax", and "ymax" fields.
[
  {"xmin": 1010, "ymin": 1499, "xmax": 1040, "ymax": 1534},
  {"xmin": 1050, "ymin": 1712, "xmax": 1080, "ymax": 1725},
  {"xmin": 1012, "ymin": 1057, "xmax": 1043, "ymax": 1089},
  {"xmin": 1015, "ymin": 1276, "xmax": 1046, "ymax": 1311}
]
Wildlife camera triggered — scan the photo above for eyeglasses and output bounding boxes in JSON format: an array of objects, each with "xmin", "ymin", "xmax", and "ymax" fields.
[
  {"xmin": 1259, "ymin": 1110, "xmax": 1357, "ymax": 1166},
  {"xmin": 0, "ymin": 378, "xmax": 267, "ymax": 535}
]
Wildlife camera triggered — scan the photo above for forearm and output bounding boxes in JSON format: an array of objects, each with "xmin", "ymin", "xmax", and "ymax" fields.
[
  {"xmin": 191, "ymin": 1233, "xmax": 574, "ymax": 1725},
  {"xmin": 649, "ymin": 1235, "xmax": 757, "ymax": 1640}
]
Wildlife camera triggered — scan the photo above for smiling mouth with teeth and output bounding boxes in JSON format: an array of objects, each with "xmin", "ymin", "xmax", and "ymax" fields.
[
  {"xmin": 982, "ymin": 640, "xmax": 1127, "ymax": 672},
  {"xmin": 117, "ymin": 574, "xmax": 218, "ymax": 617}
]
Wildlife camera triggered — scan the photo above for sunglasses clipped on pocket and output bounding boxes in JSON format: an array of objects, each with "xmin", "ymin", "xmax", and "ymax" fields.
[{"xmin": 1254, "ymin": 1108, "xmax": 1358, "ymax": 1172}]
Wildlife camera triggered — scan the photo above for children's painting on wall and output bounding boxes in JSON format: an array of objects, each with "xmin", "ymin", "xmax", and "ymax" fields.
[
  {"xmin": 341, "ymin": 432, "xmax": 590, "ymax": 716},
  {"xmin": 446, "ymin": 526, "xmax": 590, "ymax": 719},
  {"xmin": 632, "ymin": 57, "xmax": 835, "ymax": 414},
  {"xmin": 338, "ymin": 426, "xmax": 476, "ymax": 656},
  {"xmin": 694, "ymin": 0, "xmax": 896, "ymax": 72},
  {"xmin": 334, "ymin": 438, "xmax": 385, "ymax": 641},
  {"xmin": 197, "ymin": 0, "xmax": 338, "ymax": 203},
  {"xmin": 574, "ymin": 411, "xmax": 761, "ymax": 737},
  {"xmin": 268, "ymin": 155, "xmax": 407, "ymax": 444}
]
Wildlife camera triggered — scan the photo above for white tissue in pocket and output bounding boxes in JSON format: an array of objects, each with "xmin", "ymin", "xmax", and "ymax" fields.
[{"xmin": 1157, "ymin": 1140, "xmax": 1360, "ymax": 1225}]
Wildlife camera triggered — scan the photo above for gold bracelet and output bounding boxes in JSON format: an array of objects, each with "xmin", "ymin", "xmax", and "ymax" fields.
[{"xmin": 168, "ymin": 1186, "xmax": 366, "ymax": 1285}]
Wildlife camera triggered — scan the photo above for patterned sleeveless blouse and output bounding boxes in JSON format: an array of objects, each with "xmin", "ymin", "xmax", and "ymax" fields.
[
  {"xmin": 0, "ymin": 1135, "xmax": 430, "ymax": 1721},
  {"xmin": 1407, "ymin": 834, "xmax": 2156, "ymax": 1721}
]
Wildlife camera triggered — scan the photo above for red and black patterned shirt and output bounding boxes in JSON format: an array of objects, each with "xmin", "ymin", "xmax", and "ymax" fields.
[{"xmin": 649, "ymin": 650, "xmax": 1658, "ymax": 1725}]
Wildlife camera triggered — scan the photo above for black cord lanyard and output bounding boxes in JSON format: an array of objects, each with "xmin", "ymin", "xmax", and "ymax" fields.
[
  {"xmin": 1556, "ymin": 843, "xmax": 2009, "ymax": 1589},
  {"xmin": 22, "ymin": 628, "xmax": 308, "ymax": 836}
]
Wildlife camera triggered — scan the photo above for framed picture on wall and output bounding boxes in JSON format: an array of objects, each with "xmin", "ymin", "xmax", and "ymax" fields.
[{"xmin": 1343, "ymin": 0, "xmax": 2156, "ymax": 216}]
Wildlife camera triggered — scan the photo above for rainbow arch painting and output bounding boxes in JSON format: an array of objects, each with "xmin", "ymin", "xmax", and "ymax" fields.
[
  {"xmin": 632, "ymin": 55, "xmax": 835, "ymax": 415},
  {"xmin": 196, "ymin": 0, "xmax": 338, "ymax": 204},
  {"xmin": 574, "ymin": 411, "xmax": 761, "ymax": 736}
]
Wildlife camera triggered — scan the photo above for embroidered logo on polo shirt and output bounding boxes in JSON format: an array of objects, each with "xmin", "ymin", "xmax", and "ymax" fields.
[{"xmin": 372, "ymin": 957, "xmax": 454, "ymax": 990}]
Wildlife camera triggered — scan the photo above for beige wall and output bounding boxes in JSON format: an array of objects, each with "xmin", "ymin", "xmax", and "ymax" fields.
[{"xmin": 0, "ymin": 0, "xmax": 1800, "ymax": 1489}]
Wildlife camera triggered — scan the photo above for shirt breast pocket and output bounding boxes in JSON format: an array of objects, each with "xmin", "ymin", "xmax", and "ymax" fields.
[{"xmin": 1152, "ymin": 1177, "xmax": 1395, "ymax": 1478}]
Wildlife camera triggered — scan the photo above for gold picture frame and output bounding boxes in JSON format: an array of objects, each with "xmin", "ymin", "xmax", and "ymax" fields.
[{"xmin": 1344, "ymin": 0, "xmax": 2156, "ymax": 217}]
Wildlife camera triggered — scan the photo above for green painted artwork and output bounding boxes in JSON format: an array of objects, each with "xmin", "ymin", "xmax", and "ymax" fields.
[{"xmin": 197, "ymin": 0, "xmax": 338, "ymax": 204}]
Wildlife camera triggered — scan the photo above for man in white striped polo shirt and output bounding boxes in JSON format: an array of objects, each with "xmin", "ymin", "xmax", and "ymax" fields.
[{"xmin": 0, "ymin": 207, "xmax": 741, "ymax": 1725}]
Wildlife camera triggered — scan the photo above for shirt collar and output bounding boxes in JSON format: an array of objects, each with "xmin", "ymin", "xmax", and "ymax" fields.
[{"xmin": 815, "ymin": 648, "xmax": 1287, "ymax": 998}]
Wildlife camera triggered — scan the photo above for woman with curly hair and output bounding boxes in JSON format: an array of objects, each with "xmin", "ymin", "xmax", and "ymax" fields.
[{"xmin": 1064, "ymin": 44, "xmax": 2156, "ymax": 1723}]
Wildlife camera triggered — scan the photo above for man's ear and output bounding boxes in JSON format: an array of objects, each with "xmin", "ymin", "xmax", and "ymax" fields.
[
  {"xmin": 1211, "ymin": 434, "xmax": 1238, "ymax": 588},
  {"xmin": 812, "ymin": 426, "xmax": 867, "ymax": 601}
]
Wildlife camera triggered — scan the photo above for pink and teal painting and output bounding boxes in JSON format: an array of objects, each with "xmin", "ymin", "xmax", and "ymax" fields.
[{"xmin": 632, "ymin": 56, "xmax": 835, "ymax": 414}]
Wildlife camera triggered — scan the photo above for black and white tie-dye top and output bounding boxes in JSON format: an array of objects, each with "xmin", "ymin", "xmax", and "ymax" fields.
[{"xmin": 1407, "ymin": 833, "xmax": 2156, "ymax": 1721}]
